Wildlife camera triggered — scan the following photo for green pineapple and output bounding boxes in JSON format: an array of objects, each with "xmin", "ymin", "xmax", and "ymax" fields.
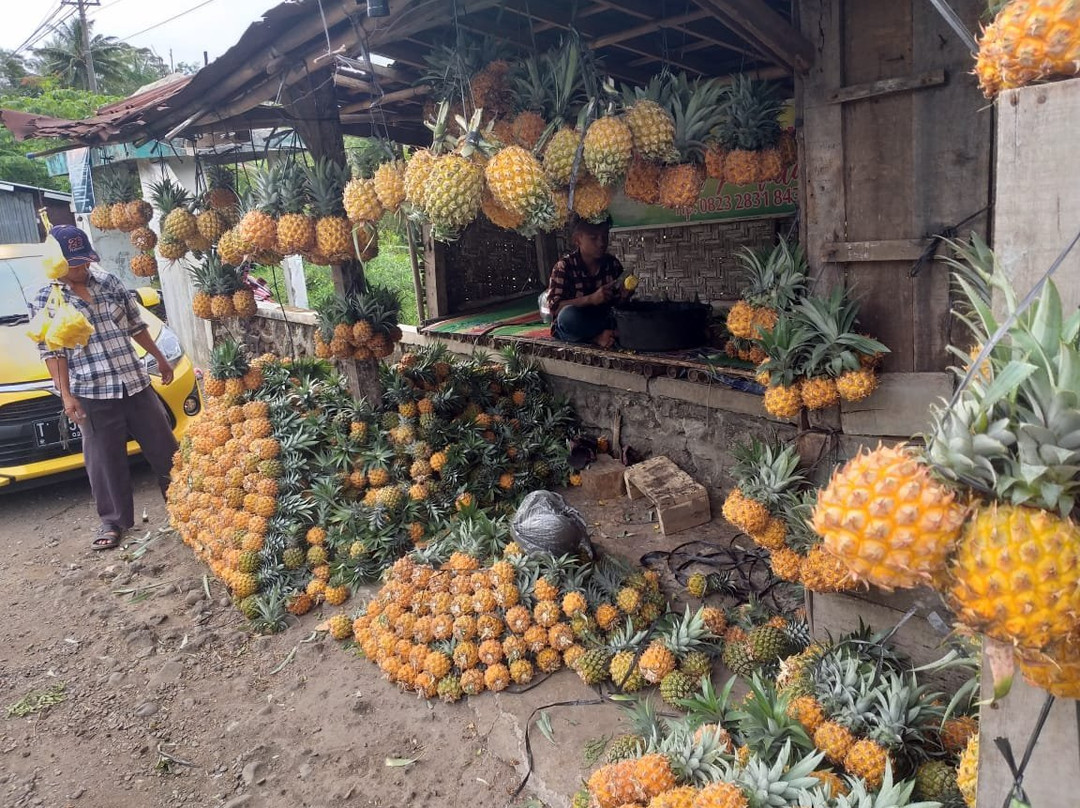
[
  {"xmin": 572, "ymin": 647, "xmax": 611, "ymax": 686},
  {"xmin": 605, "ymin": 733, "xmax": 646, "ymax": 763},
  {"xmin": 913, "ymin": 760, "xmax": 964, "ymax": 806},
  {"xmin": 659, "ymin": 670, "xmax": 695, "ymax": 708},
  {"xmin": 679, "ymin": 649, "xmax": 712, "ymax": 679},
  {"xmin": 748, "ymin": 624, "xmax": 794, "ymax": 663},
  {"xmin": 282, "ymin": 547, "xmax": 305, "ymax": 570},
  {"xmin": 722, "ymin": 638, "xmax": 757, "ymax": 679}
]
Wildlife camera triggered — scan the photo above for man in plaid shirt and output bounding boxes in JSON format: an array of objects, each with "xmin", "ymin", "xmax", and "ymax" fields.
[
  {"xmin": 29, "ymin": 226, "xmax": 178, "ymax": 550},
  {"xmin": 546, "ymin": 217, "xmax": 635, "ymax": 348}
]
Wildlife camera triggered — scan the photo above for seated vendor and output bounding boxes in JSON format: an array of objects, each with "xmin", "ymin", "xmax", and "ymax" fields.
[{"xmin": 547, "ymin": 217, "xmax": 634, "ymax": 349}]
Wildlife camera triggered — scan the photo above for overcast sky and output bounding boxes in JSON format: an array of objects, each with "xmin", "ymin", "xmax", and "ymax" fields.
[{"xmin": 3, "ymin": 0, "xmax": 281, "ymax": 72}]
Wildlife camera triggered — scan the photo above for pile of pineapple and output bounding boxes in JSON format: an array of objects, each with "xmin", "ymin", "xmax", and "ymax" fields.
[
  {"xmin": 810, "ymin": 236, "xmax": 1080, "ymax": 701},
  {"xmin": 389, "ymin": 36, "xmax": 795, "ymax": 243},
  {"xmin": 167, "ymin": 342, "xmax": 579, "ymax": 626},
  {"xmin": 975, "ymin": 0, "xmax": 1080, "ymax": 98},
  {"xmin": 725, "ymin": 238, "xmax": 888, "ymax": 419},
  {"xmin": 579, "ymin": 626, "xmax": 980, "ymax": 808},
  {"xmin": 312, "ymin": 287, "xmax": 402, "ymax": 361},
  {"xmin": 86, "ymin": 168, "xmax": 159, "ymax": 278},
  {"xmin": 720, "ymin": 437, "xmax": 855, "ymax": 594}
]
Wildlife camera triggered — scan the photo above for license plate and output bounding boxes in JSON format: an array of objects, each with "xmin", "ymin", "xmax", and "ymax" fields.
[{"xmin": 33, "ymin": 417, "xmax": 82, "ymax": 448}]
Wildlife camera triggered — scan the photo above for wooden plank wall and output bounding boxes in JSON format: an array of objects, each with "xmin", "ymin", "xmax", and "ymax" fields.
[{"xmin": 797, "ymin": 0, "xmax": 992, "ymax": 381}]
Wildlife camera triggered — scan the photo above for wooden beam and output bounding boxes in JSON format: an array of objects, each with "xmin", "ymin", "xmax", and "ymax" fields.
[
  {"xmin": 827, "ymin": 69, "xmax": 947, "ymax": 104},
  {"xmin": 693, "ymin": 0, "xmax": 815, "ymax": 72},
  {"xmin": 334, "ymin": 74, "xmax": 375, "ymax": 94},
  {"xmin": 822, "ymin": 240, "xmax": 931, "ymax": 263},
  {"xmin": 589, "ymin": 11, "xmax": 710, "ymax": 49},
  {"xmin": 339, "ymin": 84, "xmax": 431, "ymax": 114}
]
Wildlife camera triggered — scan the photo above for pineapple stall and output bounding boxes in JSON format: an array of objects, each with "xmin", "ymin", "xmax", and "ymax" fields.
[{"xmin": 3, "ymin": 0, "xmax": 1080, "ymax": 806}]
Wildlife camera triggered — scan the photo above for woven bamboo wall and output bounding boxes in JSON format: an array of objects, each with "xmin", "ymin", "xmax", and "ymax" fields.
[
  {"xmin": 443, "ymin": 216, "xmax": 541, "ymax": 313},
  {"xmin": 609, "ymin": 219, "xmax": 788, "ymax": 304}
]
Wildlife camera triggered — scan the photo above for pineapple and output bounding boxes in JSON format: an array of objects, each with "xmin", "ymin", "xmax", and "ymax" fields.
[
  {"xmin": 639, "ymin": 607, "xmax": 711, "ymax": 684},
  {"xmin": 238, "ymin": 164, "xmax": 279, "ymax": 252},
  {"xmin": 812, "ymin": 444, "xmax": 967, "ymax": 590},
  {"xmin": 343, "ymin": 176, "xmax": 383, "ymax": 223},
  {"xmin": 659, "ymin": 73, "xmax": 726, "ymax": 209},
  {"xmin": 130, "ymin": 252, "xmax": 158, "ymax": 278},
  {"xmin": 957, "ymin": 735, "xmax": 978, "ymax": 807},
  {"xmin": 623, "ymin": 154, "xmax": 662, "ymax": 206},
  {"xmin": 715, "ymin": 76, "xmax": 784, "ymax": 185},
  {"xmin": 306, "ymin": 158, "xmax": 352, "ymax": 260},
  {"xmin": 928, "ymin": 238, "xmax": 1080, "ymax": 649},
  {"xmin": 755, "ymin": 315, "xmax": 809, "ymax": 419},
  {"xmin": 129, "ymin": 226, "xmax": 157, "ymax": 252},
  {"xmin": 659, "ymin": 669, "xmax": 695, "ymax": 707},
  {"xmin": 150, "ymin": 176, "xmax": 193, "ymax": 245},
  {"xmin": 543, "ymin": 127, "xmax": 580, "ymax": 186},
  {"xmin": 583, "ymin": 115, "xmax": 633, "ymax": 186},
  {"xmin": 372, "ymin": 160, "xmax": 406, "ymax": 212},
  {"xmin": 976, "ymin": 0, "xmax": 1080, "ymax": 98},
  {"xmin": 569, "ymin": 172, "xmax": 612, "ymax": 222},
  {"xmin": 623, "ymin": 97, "xmax": 676, "ymax": 163},
  {"xmin": 403, "ymin": 148, "xmax": 437, "ymax": 212},
  {"xmin": 484, "ymin": 145, "xmax": 552, "ymax": 230},
  {"xmin": 424, "ymin": 153, "xmax": 484, "ymax": 241},
  {"xmin": 275, "ymin": 163, "xmax": 315, "ymax": 255},
  {"xmin": 205, "ymin": 164, "xmax": 239, "ymax": 211}
]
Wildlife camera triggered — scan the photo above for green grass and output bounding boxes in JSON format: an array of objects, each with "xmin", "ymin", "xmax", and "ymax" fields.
[{"xmin": 248, "ymin": 231, "xmax": 420, "ymax": 326}]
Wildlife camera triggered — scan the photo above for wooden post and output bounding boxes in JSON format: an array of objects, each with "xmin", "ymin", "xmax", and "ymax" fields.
[
  {"xmin": 976, "ymin": 77, "xmax": 1080, "ymax": 808},
  {"xmin": 405, "ymin": 219, "xmax": 426, "ymax": 324},
  {"xmin": 423, "ymin": 224, "xmax": 449, "ymax": 320},
  {"xmin": 283, "ymin": 68, "xmax": 381, "ymax": 406}
]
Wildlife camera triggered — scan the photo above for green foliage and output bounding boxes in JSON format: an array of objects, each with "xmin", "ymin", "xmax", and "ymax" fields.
[
  {"xmin": 0, "ymin": 85, "xmax": 119, "ymax": 191},
  {"xmin": 32, "ymin": 17, "xmax": 166, "ymax": 95}
]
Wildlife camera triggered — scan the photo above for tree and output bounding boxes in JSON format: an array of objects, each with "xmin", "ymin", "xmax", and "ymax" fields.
[
  {"xmin": 0, "ymin": 85, "xmax": 119, "ymax": 191},
  {"xmin": 0, "ymin": 49, "xmax": 31, "ymax": 92},
  {"xmin": 32, "ymin": 18, "xmax": 165, "ymax": 95}
]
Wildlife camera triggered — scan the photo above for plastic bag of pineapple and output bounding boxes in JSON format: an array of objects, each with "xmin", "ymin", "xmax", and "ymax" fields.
[{"xmin": 511, "ymin": 489, "xmax": 593, "ymax": 558}]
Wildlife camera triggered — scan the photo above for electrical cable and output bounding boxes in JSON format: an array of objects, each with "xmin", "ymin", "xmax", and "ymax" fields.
[{"xmin": 117, "ymin": 0, "xmax": 220, "ymax": 44}]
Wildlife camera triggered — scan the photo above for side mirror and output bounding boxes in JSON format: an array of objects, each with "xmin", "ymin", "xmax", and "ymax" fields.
[{"xmin": 133, "ymin": 287, "xmax": 161, "ymax": 308}]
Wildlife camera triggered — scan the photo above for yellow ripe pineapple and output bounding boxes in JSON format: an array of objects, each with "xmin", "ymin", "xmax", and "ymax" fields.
[
  {"xmin": 659, "ymin": 163, "xmax": 705, "ymax": 211},
  {"xmin": 484, "ymin": 145, "xmax": 551, "ymax": 225},
  {"xmin": 976, "ymin": 1, "xmax": 1080, "ymax": 98},
  {"xmin": 813, "ymin": 720, "xmax": 855, "ymax": 765},
  {"xmin": 800, "ymin": 377, "xmax": 840, "ymax": 410},
  {"xmin": 583, "ymin": 115, "xmax": 633, "ymax": 186},
  {"xmin": 425, "ymin": 153, "xmax": 484, "ymax": 241},
  {"xmin": 957, "ymin": 735, "xmax": 978, "ymax": 807},
  {"xmin": 238, "ymin": 165, "xmax": 279, "ymax": 252},
  {"xmin": 196, "ymin": 208, "xmax": 227, "ymax": 244},
  {"xmin": 812, "ymin": 443, "xmax": 967, "ymax": 590},
  {"xmin": 693, "ymin": 782, "xmax": 748, "ymax": 808},
  {"xmin": 798, "ymin": 545, "xmax": 855, "ymax": 593},
  {"xmin": 481, "ymin": 187, "xmax": 525, "ymax": 230},
  {"xmin": 725, "ymin": 300, "xmax": 756, "ymax": 340},
  {"xmin": 835, "ymin": 367, "xmax": 878, "ymax": 402},
  {"xmin": 715, "ymin": 76, "xmax": 783, "ymax": 186},
  {"xmin": 511, "ymin": 110, "xmax": 547, "ymax": 150},
  {"xmin": 88, "ymin": 203, "xmax": 114, "ymax": 231},
  {"xmin": 305, "ymin": 158, "xmax": 352, "ymax": 260},
  {"xmin": 130, "ymin": 252, "xmax": 158, "ymax": 278},
  {"xmin": 403, "ymin": 148, "xmax": 437, "ymax": 211},
  {"xmin": 1018, "ymin": 638, "xmax": 1080, "ymax": 698},
  {"xmin": 570, "ymin": 173, "xmax": 613, "ymax": 222},
  {"xmin": 217, "ymin": 227, "xmax": 248, "ymax": 266},
  {"xmin": 624, "ymin": 99, "xmax": 676, "ymax": 162},
  {"xmin": 275, "ymin": 163, "xmax": 315, "ymax": 255},
  {"xmin": 542, "ymin": 127, "xmax": 580, "ymax": 186},
  {"xmin": 843, "ymin": 738, "xmax": 890, "ymax": 790},
  {"xmin": 372, "ymin": 160, "xmax": 406, "ymax": 212},
  {"xmin": 658, "ymin": 73, "xmax": 725, "ymax": 209},
  {"xmin": 769, "ymin": 547, "xmax": 803, "ymax": 581},
  {"xmin": 623, "ymin": 155, "xmax": 662, "ymax": 206},
  {"xmin": 343, "ymin": 177, "xmax": 383, "ymax": 223}
]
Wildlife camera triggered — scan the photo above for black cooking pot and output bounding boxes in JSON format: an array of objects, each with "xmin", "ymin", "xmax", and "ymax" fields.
[{"xmin": 613, "ymin": 300, "xmax": 711, "ymax": 352}]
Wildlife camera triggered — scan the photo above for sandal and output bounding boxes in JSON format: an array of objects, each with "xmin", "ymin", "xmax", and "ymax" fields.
[{"xmin": 92, "ymin": 526, "xmax": 123, "ymax": 551}]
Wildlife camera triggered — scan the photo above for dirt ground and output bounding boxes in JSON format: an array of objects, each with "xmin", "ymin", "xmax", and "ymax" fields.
[{"xmin": 0, "ymin": 465, "xmax": 738, "ymax": 808}]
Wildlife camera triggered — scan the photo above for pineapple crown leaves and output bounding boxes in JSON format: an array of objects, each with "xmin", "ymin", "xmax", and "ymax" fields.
[
  {"xmin": 208, "ymin": 337, "xmax": 251, "ymax": 379},
  {"xmin": 726, "ymin": 740, "xmax": 825, "ymax": 808},
  {"xmin": 731, "ymin": 675, "xmax": 815, "ymax": 761},
  {"xmin": 277, "ymin": 162, "xmax": 312, "ymax": 215},
  {"xmin": 664, "ymin": 72, "xmax": 729, "ymax": 163},
  {"xmin": 794, "ymin": 286, "xmax": 890, "ymax": 378},
  {"xmin": 731, "ymin": 436, "xmax": 806, "ymax": 505},
  {"xmin": 303, "ymin": 157, "xmax": 349, "ymax": 217},
  {"xmin": 612, "ymin": 695, "xmax": 665, "ymax": 748},
  {"xmin": 149, "ymin": 176, "xmax": 191, "ymax": 216},
  {"xmin": 864, "ymin": 670, "xmax": 946, "ymax": 752},
  {"xmin": 714, "ymin": 75, "xmax": 784, "ymax": 152},
  {"xmin": 756, "ymin": 313, "xmax": 813, "ymax": 384},
  {"xmin": 738, "ymin": 238, "xmax": 809, "ymax": 312},
  {"xmin": 824, "ymin": 765, "xmax": 939, "ymax": 808},
  {"xmin": 676, "ymin": 674, "xmax": 740, "ymax": 728},
  {"xmin": 651, "ymin": 719, "xmax": 729, "ymax": 787}
]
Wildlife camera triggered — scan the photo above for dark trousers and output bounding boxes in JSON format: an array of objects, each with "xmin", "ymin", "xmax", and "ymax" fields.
[
  {"xmin": 78, "ymin": 387, "xmax": 178, "ymax": 531},
  {"xmin": 553, "ymin": 304, "xmax": 613, "ymax": 344}
]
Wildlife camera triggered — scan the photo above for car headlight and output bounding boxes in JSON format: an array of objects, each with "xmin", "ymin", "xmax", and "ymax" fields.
[{"xmin": 143, "ymin": 325, "xmax": 184, "ymax": 376}]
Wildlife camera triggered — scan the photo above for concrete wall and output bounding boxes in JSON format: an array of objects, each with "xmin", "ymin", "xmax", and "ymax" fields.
[{"xmin": 211, "ymin": 303, "xmax": 319, "ymax": 360}]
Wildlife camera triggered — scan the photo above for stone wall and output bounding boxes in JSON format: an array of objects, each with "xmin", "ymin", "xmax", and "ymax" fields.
[{"xmin": 212, "ymin": 304, "xmax": 319, "ymax": 360}]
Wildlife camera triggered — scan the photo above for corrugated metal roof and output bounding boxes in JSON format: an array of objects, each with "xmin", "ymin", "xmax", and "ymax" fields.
[{"xmin": 0, "ymin": 189, "xmax": 42, "ymax": 244}]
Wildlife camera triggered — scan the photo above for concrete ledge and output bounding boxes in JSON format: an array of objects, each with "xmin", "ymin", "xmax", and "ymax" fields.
[
  {"xmin": 254, "ymin": 301, "xmax": 318, "ymax": 326},
  {"xmin": 839, "ymin": 372, "xmax": 951, "ymax": 437},
  {"xmin": 647, "ymin": 376, "xmax": 773, "ymax": 420}
]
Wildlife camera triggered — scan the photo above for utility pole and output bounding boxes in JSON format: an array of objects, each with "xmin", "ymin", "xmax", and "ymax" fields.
[{"xmin": 61, "ymin": 0, "xmax": 100, "ymax": 92}]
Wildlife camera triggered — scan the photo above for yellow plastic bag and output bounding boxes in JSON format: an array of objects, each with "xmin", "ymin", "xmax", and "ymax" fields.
[
  {"xmin": 42, "ymin": 232, "xmax": 69, "ymax": 280},
  {"xmin": 25, "ymin": 282, "xmax": 95, "ymax": 350}
]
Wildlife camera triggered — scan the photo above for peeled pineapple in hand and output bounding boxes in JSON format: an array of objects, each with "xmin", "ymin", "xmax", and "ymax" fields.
[{"xmin": 623, "ymin": 274, "xmax": 639, "ymax": 292}]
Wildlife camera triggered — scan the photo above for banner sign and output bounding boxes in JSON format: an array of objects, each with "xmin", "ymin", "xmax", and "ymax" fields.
[
  {"xmin": 65, "ymin": 148, "xmax": 95, "ymax": 214},
  {"xmin": 610, "ymin": 163, "xmax": 799, "ymax": 229}
]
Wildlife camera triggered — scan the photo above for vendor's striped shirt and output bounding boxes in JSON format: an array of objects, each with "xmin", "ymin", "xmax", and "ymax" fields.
[
  {"xmin": 29, "ymin": 267, "xmax": 151, "ymax": 399},
  {"xmin": 546, "ymin": 249, "xmax": 624, "ymax": 326}
]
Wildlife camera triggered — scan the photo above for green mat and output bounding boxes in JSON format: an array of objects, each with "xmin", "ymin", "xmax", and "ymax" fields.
[{"xmin": 423, "ymin": 296, "xmax": 544, "ymax": 336}]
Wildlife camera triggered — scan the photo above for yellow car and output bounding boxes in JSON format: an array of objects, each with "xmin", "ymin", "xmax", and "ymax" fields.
[{"xmin": 0, "ymin": 242, "xmax": 201, "ymax": 489}]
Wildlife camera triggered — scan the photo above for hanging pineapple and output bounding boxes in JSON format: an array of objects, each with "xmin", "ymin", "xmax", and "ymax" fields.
[
  {"xmin": 569, "ymin": 172, "xmax": 612, "ymax": 222},
  {"xmin": 238, "ymin": 163, "xmax": 280, "ymax": 253},
  {"xmin": 622, "ymin": 72, "xmax": 677, "ymax": 163},
  {"xmin": 715, "ymin": 75, "xmax": 784, "ymax": 186},
  {"xmin": 150, "ymin": 177, "xmax": 192, "ymax": 262},
  {"xmin": 130, "ymin": 252, "xmax": 158, "ymax": 278},
  {"xmin": 484, "ymin": 145, "xmax": 553, "ymax": 232},
  {"xmin": 755, "ymin": 315, "xmax": 809, "ymax": 419},
  {"xmin": 423, "ymin": 108, "xmax": 486, "ymax": 241},
  {"xmin": 372, "ymin": 159, "xmax": 406, "ymax": 213},
  {"xmin": 510, "ymin": 53, "xmax": 551, "ymax": 150},
  {"xmin": 975, "ymin": 0, "xmax": 1080, "ymax": 97},
  {"xmin": 926, "ymin": 236, "xmax": 1080, "ymax": 655},
  {"xmin": 659, "ymin": 73, "xmax": 726, "ymax": 210},
  {"xmin": 275, "ymin": 163, "xmax": 315, "ymax": 256},
  {"xmin": 204, "ymin": 164, "xmax": 240, "ymax": 211},
  {"xmin": 305, "ymin": 158, "xmax": 353, "ymax": 262},
  {"xmin": 583, "ymin": 112, "xmax": 633, "ymax": 187},
  {"xmin": 342, "ymin": 176, "xmax": 383, "ymax": 224}
]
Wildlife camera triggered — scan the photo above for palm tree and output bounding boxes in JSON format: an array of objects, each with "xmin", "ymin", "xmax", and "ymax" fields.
[
  {"xmin": 0, "ymin": 49, "xmax": 31, "ymax": 91},
  {"xmin": 32, "ymin": 18, "xmax": 134, "ymax": 93}
]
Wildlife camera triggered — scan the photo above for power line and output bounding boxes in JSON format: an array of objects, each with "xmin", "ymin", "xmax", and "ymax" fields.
[
  {"xmin": 13, "ymin": 2, "xmax": 66, "ymax": 55},
  {"xmin": 117, "ymin": 0, "xmax": 220, "ymax": 44}
]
